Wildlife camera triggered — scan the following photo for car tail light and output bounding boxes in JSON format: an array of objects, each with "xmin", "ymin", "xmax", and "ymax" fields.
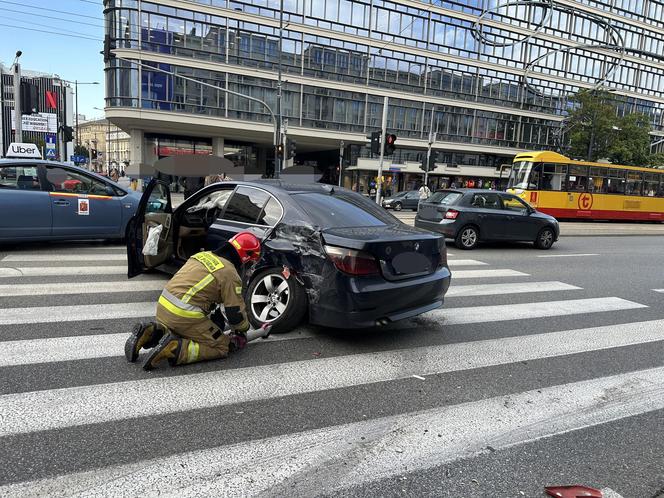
[
  {"xmin": 444, "ymin": 209, "xmax": 459, "ymax": 220},
  {"xmin": 324, "ymin": 245, "xmax": 379, "ymax": 276}
]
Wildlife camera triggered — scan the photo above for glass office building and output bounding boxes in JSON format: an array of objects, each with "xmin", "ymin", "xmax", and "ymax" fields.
[{"xmin": 104, "ymin": 0, "xmax": 664, "ymax": 189}]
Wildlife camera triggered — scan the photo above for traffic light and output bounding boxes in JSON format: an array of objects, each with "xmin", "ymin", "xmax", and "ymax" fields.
[
  {"xmin": 61, "ymin": 125, "xmax": 74, "ymax": 142},
  {"xmin": 370, "ymin": 131, "xmax": 381, "ymax": 156},
  {"xmin": 286, "ymin": 138, "xmax": 296, "ymax": 160},
  {"xmin": 384, "ymin": 134, "xmax": 397, "ymax": 156},
  {"xmin": 421, "ymin": 150, "xmax": 437, "ymax": 172},
  {"xmin": 103, "ymin": 34, "xmax": 116, "ymax": 64},
  {"xmin": 91, "ymin": 148, "xmax": 98, "ymax": 159},
  {"xmin": 276, "ymin": 143, "xmax": 284, "ymax": 159},
  {"xmin": 20, "ymin": 82, "xmax": 38, "ymax": 115}
]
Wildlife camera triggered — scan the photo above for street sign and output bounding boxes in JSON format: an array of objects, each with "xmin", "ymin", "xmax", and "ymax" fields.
[{"xmin": 45, "ymin": 148, "xmax": 56, "ymax": 159}]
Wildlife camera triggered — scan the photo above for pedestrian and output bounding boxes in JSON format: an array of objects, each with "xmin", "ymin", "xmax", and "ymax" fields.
[
  {"xmin": 110, "ymin": 168, "xmax": 119, "ymax": 183},
  {"xmin": 183, "ymin": 176, "xmax": 205, "ymax": 199},
  {"xmin": 418, "ymin": 183, "xmax": 431, "ymax": 200},
  {"xmin": 117, "ymin": 170, "xmax": 131, "ymax": 190},
  {"xmin": 125, "ymin": 232, "xmax": 271, "ymax": 370}
]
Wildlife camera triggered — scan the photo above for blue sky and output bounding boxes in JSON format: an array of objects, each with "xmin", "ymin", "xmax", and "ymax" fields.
[{"xmin": 0, "ymin": 0, "xmax": 106, "ymax": 120}]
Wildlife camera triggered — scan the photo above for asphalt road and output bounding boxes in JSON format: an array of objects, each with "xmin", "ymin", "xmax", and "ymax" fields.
[{"xmin": 0, "ymin": 236, "xmax": 663, "ymax": 497}]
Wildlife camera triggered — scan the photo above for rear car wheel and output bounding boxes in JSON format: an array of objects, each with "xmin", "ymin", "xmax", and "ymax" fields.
[
  {"xmin": 455, "ymin": 225, "xmax": 479, "ymax": 250},
  {"xmin": 246, "ymin": 268, "xmax": 307, "ymax": 333},
  {"xmin": 393, "ymin": 202, "xmax": 402, "ymax": 211},
  {"xmin": 535, "ymin": 227, "xmax": 555, "ymax": 250}
]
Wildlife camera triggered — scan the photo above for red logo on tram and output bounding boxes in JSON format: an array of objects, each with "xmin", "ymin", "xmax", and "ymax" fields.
[{"xmin": 578, "ymin": 193, "xmax": 594, "ymax": 210}]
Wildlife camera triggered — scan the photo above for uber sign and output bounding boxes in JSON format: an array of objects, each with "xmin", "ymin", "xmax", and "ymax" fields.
[{"xmin": 6, "ymin": 142, "xmax": 43, "ymax": 159}]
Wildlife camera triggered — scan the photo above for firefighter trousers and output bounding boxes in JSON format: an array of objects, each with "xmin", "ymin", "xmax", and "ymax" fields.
[{"xmin": 155, "ymin": 303, "xmax": 230, "ymax": 365}]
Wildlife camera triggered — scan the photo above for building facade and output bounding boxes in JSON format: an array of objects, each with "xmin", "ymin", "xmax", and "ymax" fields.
[
  {"xmin": 77, "ymin": 118, "xmax": 131, "ymax": 172},
  {"xmin": 0, "ymin": 65, "xmax": 74, "ymax": 160},
  {"xmin": 103, "ymin": 0, "xmax": 664, "ymax": 191}
]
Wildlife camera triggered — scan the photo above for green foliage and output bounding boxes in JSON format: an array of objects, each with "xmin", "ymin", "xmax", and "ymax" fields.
[
  {"xmin": 74, "ymin": 145, "xmax": 89, "ymax": 158},
  {"xmin": 648, "ymin": 152, "xmax": 664, "ymax": 169},
  {"xmin": 566, "ymin": 90, "xmax": 655, "ymax": 167}
]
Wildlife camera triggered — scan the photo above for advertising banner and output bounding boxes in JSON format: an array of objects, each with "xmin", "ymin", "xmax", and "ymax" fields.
[{"xmin": 10, "ymin": 112, "xmax": 58, "ymax": 133}]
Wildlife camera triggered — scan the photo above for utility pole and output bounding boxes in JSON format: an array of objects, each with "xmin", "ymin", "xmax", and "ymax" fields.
[
  {"xmin": 13, "ymin": 52, "xmax": 22, "ymax": 143},
  {"xmin": 375, "ymin": 96, "xmax": 388, "ymax": 204},
  {"xmin": 75, "ymin": 80, "xmax": 79, "ymax": 148},
  {"xmin": 338, "ymin": 140, "xmax": 345, "ymax": 187},
  {"xmin": 425, "ymin": 107, "xmax": 436, "ymax": 189},
  {"xmin": 275, "ymin": 0, "xmax": 284, "ymax": 178}
]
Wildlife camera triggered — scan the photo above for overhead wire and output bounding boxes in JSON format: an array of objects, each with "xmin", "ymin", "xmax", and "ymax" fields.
[
  {"xmin": 0, "ymin": 7, "xmax": 104, "ymax": 28},
  {"xmin": 0, "ymin": 0, "xmax": 102, "ymax": 21},
  {"xmin": 0, "ymin": 23, "xmax": 101, "ymax": 42}
]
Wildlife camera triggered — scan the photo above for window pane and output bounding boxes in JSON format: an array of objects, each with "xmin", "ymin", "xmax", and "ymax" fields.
[
  {"xmin": 501, "ymin": 195, "xmax": 529, "ymax": 213},
  {"xmin": 471, "ymin": 193, "xmax": 502, "ymax": 209},
  {"xmin": 292, "ymin": 192, "xmax": 393, "ymax": 228},
  {"xmin": 45, "ymin": 167, "xmax": 111, "ymax": 196},
  {"xmin": 0, "ymin": 165, "xmax": 40, "ymax": 190},
  {"xmin": 626, "ymin": 171, "xmax": 643, "ymax": 196},
  {"xmin": 257, "ymin": 197, "xmax": 283, "ymax": 226},
  {"xmin": 541, "ymin": 163, "xmax": 567, "ymax": 191},
  {"xmin": 223, "ymin": 187, "xmax": 270, "ymax": 224},
  {"xmin": 567, "ymin": 165, "xmax": 588, "ymax": 192}
]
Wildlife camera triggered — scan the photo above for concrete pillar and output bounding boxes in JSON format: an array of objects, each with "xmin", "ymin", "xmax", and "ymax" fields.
[
  {"xmin": 212, "ymin": 136, "xmax": 224, "ymax": 156},
  {"xmin": 129, "ymin": 128, "xmax": 144, "ymax": 165}
]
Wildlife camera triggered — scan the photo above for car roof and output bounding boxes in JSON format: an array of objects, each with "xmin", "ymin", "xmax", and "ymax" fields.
[
  {"xmin": 0, "ymin": 158, "xmax": 125, "ymax": 188},
  {"xmin": 435, "ymin": 188, "xmax": 507, "ymax": 195}
]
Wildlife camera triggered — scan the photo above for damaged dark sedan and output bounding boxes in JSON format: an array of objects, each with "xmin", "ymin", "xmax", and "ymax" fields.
[{"xmin": 127, "ymin": 179, "xmax": 451, "ymax": 332}]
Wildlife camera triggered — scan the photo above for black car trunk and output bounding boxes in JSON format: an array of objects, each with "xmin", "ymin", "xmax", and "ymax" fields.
[
  {"xmin": 418, "ymin": 190, "xmax": 463, "ymax": 222},
  {"xmin": 321, "ymin": 225, "xmax": 440, "ymax": 281}
]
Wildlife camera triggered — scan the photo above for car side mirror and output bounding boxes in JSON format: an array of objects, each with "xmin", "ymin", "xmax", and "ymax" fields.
[{"xmin": 527, "ymin": 206, "xmax": 535, "ymax": 215}]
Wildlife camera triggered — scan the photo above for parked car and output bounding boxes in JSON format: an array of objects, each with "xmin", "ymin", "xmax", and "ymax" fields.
[
  {"xmin": 0, "ymin": 159, "xmax": 141, "ymax": 242},
  {"xmin": 127, "ymin": 180, "xmax": 451, "ymax": 332},
  {"xmin": 415, "ymin": 189, "xmax": 559, "ymax": 250},
  {"xmin": 382, "ymin": 190, "xmax": 420, "ymax": 211}
]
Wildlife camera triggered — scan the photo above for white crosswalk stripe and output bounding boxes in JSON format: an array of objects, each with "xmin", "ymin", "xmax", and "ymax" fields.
[
  {"xmin": 0, "ymin": 266, "xmax": 128, "ymax": 277},
  {"xmin": 1, "ymin": 253, "xmax": 127, "ymax": 262},
  {"xmin": 3, "ymin": 367, "xmax": 656, "ymax": 497},
  {"xmin": 0, "ymin": 246, "xmax": 660, "ymax": 496},
  {"xmin": 1, "ymin": 319, "xmax": 662, "ymax": 436}
]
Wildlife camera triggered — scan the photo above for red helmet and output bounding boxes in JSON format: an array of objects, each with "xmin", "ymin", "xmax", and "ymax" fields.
[{"xmin": 229, "ymin": 232, "xmax": 261, "ymax": 264}]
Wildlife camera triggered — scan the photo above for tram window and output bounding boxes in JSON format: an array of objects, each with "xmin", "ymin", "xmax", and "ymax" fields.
[
  {"xmin": 626, "ymin": 171, "xmax": 643, "ymax": 196},
  {"xmin": 606, "ymin": 171, "xmax": 626, "ymax": 194},
  {"xmin": 588, "ymin": 167, "xmax": 606, "ymax": 193},
  {"xmin": 567, "ymin": 166, "xmax": 588, "ymax": 192},
  {"xmin": 541, "ymin": 163, "xmax": 566, "ymax": 191},
  {"xmin": 644, "ymin": 173, "xmax": 660, "ymax": 197}
]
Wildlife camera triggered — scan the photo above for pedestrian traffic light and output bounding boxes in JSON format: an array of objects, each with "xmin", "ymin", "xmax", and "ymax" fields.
[
  {"xmin": 61, "ymin": 125, "xmax": 74, "ymax": 142},
  {"xmin": 20, "ymin": 82, "xmax": 38, "ymax": 115},
  {"xmin": 370, "ymin": 131, "xmax": 381, "ymax": 156},
  {"xmin": 420, "ymin": 150, "xmax": 437, "ymax": 172},
  {"xmin": 91, "ymin": 148, "xmax": 98, "ymax": 159},
  {"xmin": 286, "ymin": 138, "xmax": 296, "ymax": 160},
  {"xmin": 384, "ymin": 134, "xmax": 397, "ymax": 156},
  {"xmin": 276, "ymin": 143, "xmax": 284, "ymax": 159}
]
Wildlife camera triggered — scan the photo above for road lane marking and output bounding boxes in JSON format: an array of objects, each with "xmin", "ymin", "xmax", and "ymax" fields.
[
  {"xmin": 3, "ymin": 366, "xmax": 662, "ymax": 496},
  {"xmin": 0, "ymin": 318, "xmax": 661, "ymax": 436},
  {"xmin": 0, "ymin": 280, "xmax": 167, "ymax": 297},
  {"xmin": 446, "ymin": 259, "xmax": 488, "ymax": 267},
  {"xmin": 1, "ymin": 254, "xmax": 127, "ymax": 262},
  {"xmin": 452, "ymin": 269, "xmax": 529, "ymax": 279},
  {"xmin": 0, "ymin": 302, "xmax": 156, "ymax": 325},
  {"xmin": 0, "ymin": 266, "xmax": 128, "ymax": 278},
  {"xmin": 537, "ymin": 253, "xmax": 599, "ymax": 258},
  {"xmin": 425, "ymin": 297, "xmax": 646, "ymax": 325},
  {"xmin": 446, "ymin": 281, "xmax": 581, "ymax": 297}
]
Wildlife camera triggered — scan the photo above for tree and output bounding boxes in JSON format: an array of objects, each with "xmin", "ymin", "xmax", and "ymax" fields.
[
  {"xmin": 648, "ymin": 152, "xmax": 664, "ymax": 169},
  {"xmin": 74, "ymin": 145, "xmax": 89, "ymax": 158},
  {"xmin": 608, "ymin": 113, "xmax": 652, "ymax": 166},
  {"xmin": 565, "ymin": 89, "xmax": 655, "ymax": 166},
  {"xmin": 566, "ymin": 90, "xmax": 617, "ymax": 162}
]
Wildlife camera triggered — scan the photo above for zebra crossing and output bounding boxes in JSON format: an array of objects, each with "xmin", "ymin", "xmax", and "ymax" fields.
[{"xmin": 0, "ymin": 244, "xmax": 662, "ymax": 496}]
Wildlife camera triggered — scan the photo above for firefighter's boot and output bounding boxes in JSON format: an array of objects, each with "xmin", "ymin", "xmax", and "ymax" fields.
[
  {"xmin": 125, "ymin": 322, "xmax": 166, "ymax": 363},
  {"xmin": 142, "ymin": 332, "xmax": 182, "ymax": 371}
]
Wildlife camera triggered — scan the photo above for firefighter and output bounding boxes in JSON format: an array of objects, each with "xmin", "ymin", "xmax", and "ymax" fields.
[{"xmin": 125, "ymin": 231, "xmax": 268, "ymax": 371}]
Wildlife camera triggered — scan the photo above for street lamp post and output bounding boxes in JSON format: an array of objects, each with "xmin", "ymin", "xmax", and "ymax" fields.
[
  {"xmin": 54, "ymin": 77, "xmax": 99, "ymax": 149},
  {"xmin": 93, "ymin": 107, "xmax": 111, "ymax": 173},
  {"xmin": 12, "ymin": 51, "xmax": 23, "ymax": 142}
]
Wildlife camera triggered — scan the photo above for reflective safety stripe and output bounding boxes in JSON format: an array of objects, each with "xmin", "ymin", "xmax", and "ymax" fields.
[
  {"xmin": 182, "ymin": 274, "xmax": 215, "ymax": 304},
  {"xmin": 231, "ymin": 240, "xmax": 242, "ymax": 250},
  {"xmin": 186, "ymin": 341, "xmax": 200, "ymax": 363},
  {"xmin": 158, "ymin": 291, "xmax": 206, "ymax": 319},
  {"xmin": 192, "ymin": 252, "xmax": 225, "ymax": 273}
]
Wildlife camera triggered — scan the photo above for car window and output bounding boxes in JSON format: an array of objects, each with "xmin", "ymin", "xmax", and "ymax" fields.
[
  {"xmin": 146, "ymin": 182, "xmax": 171, "ymax": 214},
  {"xmin": 292, "ymin": 192, "xmax": 394, "ymax": 228},
  {"xmin": 187, "ymin": 189, "xmax": 233, "ymax": 213},
  {"xmin": 470, "ymin": 193, "xmax": 502, "ymax": 209},
  {"xmin": 0, "ymin": 165, "xmax": 41, "ymax": 190},
  {"xmin": 406, "ymin": 192, "xmax": 419, "ymax": 199},
  {"xmin": 45, "ymin": 167, "xmax": 113, "ymax": 196},
  {"xmin": 222, "ymin": 186, "xmax": 270, "ymax": 224},
  {"xmin": 428, "ymin": 191, "xmax": 462, "ymax": 205},
  {"xmin": 257, "ymin": 197, "xmax": 283, "ymax": 226},
  {"xmin": 501, "ymin": 195, "xmax": 530, "ymax": 214}
]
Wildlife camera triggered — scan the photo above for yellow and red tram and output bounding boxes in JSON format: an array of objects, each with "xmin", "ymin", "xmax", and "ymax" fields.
[{"xmin": 507, "ymin": 151, "xmax": 664, "ymax": 221}]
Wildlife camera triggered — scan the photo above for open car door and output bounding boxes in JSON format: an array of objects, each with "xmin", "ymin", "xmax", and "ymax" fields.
[{"xmin": 126, "ymin": 179, "xmax": 174, "ymax": 278}]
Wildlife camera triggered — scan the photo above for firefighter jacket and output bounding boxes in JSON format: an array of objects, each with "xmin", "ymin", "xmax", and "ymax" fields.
[{"xmin": 158, "ymin": 251, "xmax": 250, "ymax": 333}]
